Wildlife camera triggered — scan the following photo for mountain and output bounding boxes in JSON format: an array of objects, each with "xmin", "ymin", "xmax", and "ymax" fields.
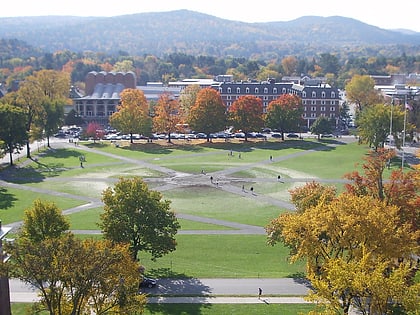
[{"xmin": 0, "ymin": 10, "xmax": 418, "ymax": 59}]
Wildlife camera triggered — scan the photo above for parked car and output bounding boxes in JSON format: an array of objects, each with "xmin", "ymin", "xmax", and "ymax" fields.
[
  {"xmin": 139, "ymin": 277, "xmax": 157, "ymax": 288},
  {"xmin": 271, "ymin": 133, "xmax": 281, "ymax": 138},
  {"xmin": 287, "ymin": 133, "xmax": 299, "ymax": 138}
]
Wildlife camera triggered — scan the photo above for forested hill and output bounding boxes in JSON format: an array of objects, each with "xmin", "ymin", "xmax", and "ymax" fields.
[{"xmin": 0, "ymin": 10, "xmax": 419, "ymax": 59}]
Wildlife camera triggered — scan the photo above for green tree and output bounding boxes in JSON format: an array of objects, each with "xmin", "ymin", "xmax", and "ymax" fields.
[
  {"xmin": 310, "ymin": 116, "xmax": 334, "ymax": 140},
  {"xmin": 187, "ymin": 88, "xmax": 227, "ymax": 141},
  {"xmin": 100, "ymin": 176, "xmax": 180, "ymax": 261},
  {"xmin": 265, "ymin": 94, "xmax": 303, "ymax": 141},
  {"xmin": 38, "ymin": 100, "xmax": 65, "ymax": 147},
  {"xmin": 228, "ymin": 95, "xmax": 264, "ymax": 141},
  {"xmin": 0, "ymin": 103, "xmax": 27, "ymax": 166},
  {"xmin": 20, "ymin": 199, "xmax": 70, "ymax": 242},
  {"xmin": 356, "ymin": 103, "xmax": 404, "ymax": 150},
  {"xmin": 109, "ymin": 88, "xmax": 152, "ymax": 143}
]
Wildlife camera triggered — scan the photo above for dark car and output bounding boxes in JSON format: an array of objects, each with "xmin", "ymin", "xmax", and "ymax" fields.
[
  {"xmin": 139, "ymin": 277, "xmax": 157, "ymax": 288},
  {"xmin": 287, "ymin": 133, "xmax": 299, "ymax": 138}
]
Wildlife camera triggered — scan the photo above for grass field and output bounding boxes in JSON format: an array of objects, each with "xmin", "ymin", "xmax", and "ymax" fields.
[{"xmin": 2, "ymin": 136, "xmax": 395, "ymax": 314}]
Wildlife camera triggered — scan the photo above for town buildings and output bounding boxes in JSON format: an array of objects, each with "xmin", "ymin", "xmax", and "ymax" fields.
[{"xmin": 73, "ymin": 71, "xmax": 342, "ymax": 130}]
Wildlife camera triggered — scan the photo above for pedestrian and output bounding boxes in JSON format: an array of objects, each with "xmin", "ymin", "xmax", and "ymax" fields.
[
  {"xmin": 238, "ymin": 153, "xmax": 241, "ymax": 159},
  {"xmin": 210, "ymin": 176, "xmax": 213, "ymax": 183},
  {"xmin": 258, "ymin": 287, "xmax": 262, "ymax": 299},
  {"xmin": 269, "ymin": 155, "xmax": 272, "ymax": 161},
  {"xmin": 242, "ymin": 185, "xmax": 245, "ymax": 192},
  {"xmin": 277, "ymin": 175, "xmax": 281, "ymax": 181},
  {"xmin": 250, "ymin": 186, "xmax": 254, "ymax": 194}
]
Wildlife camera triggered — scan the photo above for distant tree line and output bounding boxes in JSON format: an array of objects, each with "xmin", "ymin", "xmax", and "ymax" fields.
[{"xmin": 0, "ymin": 39, "xmax": 419, "ymax": 91}]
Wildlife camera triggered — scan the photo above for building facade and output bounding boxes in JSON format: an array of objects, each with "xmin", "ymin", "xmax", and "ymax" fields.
[
  {"xmin": 73, "ymin": 72, "xmax": 341, "ymax": 129},
  {"xmin": 211, "ymin": 78, "xmax": 340, "ymax": 129}
]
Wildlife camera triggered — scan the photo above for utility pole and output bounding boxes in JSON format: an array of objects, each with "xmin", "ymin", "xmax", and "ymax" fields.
[{"xmin": 0, "ymin": 221, "xmax": 12, "ymax": 315}]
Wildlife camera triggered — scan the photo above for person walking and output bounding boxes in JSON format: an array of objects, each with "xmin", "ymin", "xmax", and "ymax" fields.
[{"xmin": 258, "ymin": 287, "xmax": 262, "ymax": 299}]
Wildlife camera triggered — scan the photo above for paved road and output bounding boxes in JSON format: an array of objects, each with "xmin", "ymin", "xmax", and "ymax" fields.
[{"xmin": 9, "ymin": 277, "xmax": 311, "ymax": 303}]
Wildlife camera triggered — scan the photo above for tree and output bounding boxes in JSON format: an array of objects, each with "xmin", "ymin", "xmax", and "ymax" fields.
[
  {"xmin": 356, "ymin": 103, "xmax": 404, "ymax": 150},
  {"xmin": 344, "ymin": 148, "xmax": 420, "ymax": 239},
  {"xmin": 20, "ymin": 199, "xmax": 70, "ymax": 242},
  {"xmin": 187, "ymin": 88, "xmax": 226, "ymax": 142},
  {"xmin": 85, "ymin": 121, "xmax": 103, "ymax": 143},
  {"xmin": 100, "ymin": 176, "xmax": 180, "ymax": 261},
  {"xmin": 228, "ymin": 95, "xmax": 264, "ymax": 141},
  {"xmin": 266, "ymin": 192, "xmax": 419, "ymax": 315},
  {"xmin": 345, "ymin": 75, "xmax": 382, "ymax": 111},
  {"xmin": 265, "ymin": 94, "xmax": 303, "ymax": 141},
  {"xmin": 15, "ymin": 75, "xmax": 45, "ymax": 158},
  {"xmin": 15, "ymin": 70, "xmax": 70, "ymax": 157},
  {"xmin": 153, "ymin": 92, "xmax": 181, "ymax": 143},
  {"xmin": 64, "ymin": 109, "xmax": 84, "ymax": 126},
  {"xmin": 281, "ymin": 56, "xmax": 298, "ymax": 76},
  {"xmin": 310, "ymin": 116, "xmax": 334, "ymax": 140},
  {"xmin": 179, "ymin": 84, "xmax": 200, "ymax": 122},
  {"xmin": 109, "ymin": 88, "xmax": 152, "ymax": 143},
  {"xmin": 0, "ymin": 103, "xmax": 28, "ymax": 166},
  {"xmin": 267, "ymin": 148, "xmax": 420, "ymax": 314},
  {"xmin": 6, "ymin": 235, "xmax": 145, "ymax": 315},
  {"xmin": 38, "ymin": 100, "xmax": 65, "ymax": 147}
]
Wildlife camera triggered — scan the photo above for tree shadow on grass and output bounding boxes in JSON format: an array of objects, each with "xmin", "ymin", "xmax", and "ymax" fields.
[
  {"xmin": 0, "ymin": 186, "xmax": 18, "ymax": 210},
  {"xmin": 143, "ymin": 269, "xmax": 213, "ymax": 315}
]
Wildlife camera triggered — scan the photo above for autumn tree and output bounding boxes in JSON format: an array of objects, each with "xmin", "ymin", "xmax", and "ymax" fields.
[
  {"xmin": 187, "ymin": 87, "xmax": 227, "ymax": 141},
  {"xmin": 20, "ymin": 199, "xmax": 70, "ymax": 242},
  {"xmin": 345, "ymin": 74, "xmax": 382, "ymax": 111},
  {"xmin": 7, "ymin": 235, "xmax": 145, "ymax": 315},
  {"xmin": 228, "ymin": 95, "xmax": 264, "ymax": 141},
  {"xmin": 179, "ymin": 84, "xmax": 200, "ymax": 122},
  {"xmin": 85, "ymin": 121, "xmax": 103, "ymax": 143},
  {"xmin": 0, "ymin": 103, "xmax": 27, "ymax": 166},
  {"xmin": 356, "ymin": 103, "xmax": 404, "ymax": 150},
  {"xmin": 344, "ymin": 148, "xmax": 420, "ymax": 239},
  {"xmin": 100, "ymin": 176, "xmax": 180, "ymax": 261},
  {"xmin": 281, "ymin": 56, "xmax": 298, "ymax": 76},
  {"xmin": 266, "ymin": 192, "xmax": 419, "ymax": 315},
  {"xmin": 153, "ymin": 92, "xmax": 181, "ymax": 142},
  {"xmin": 267, "ymin": 148, "xmax": 420, "ymax": 314},
  {"xmin": 265, "ymin": 94, "xmax": 303, "ymax": 141},
  {"xmin": 109, "ymin": 88, "xmax": 152, "ymax": 143}
]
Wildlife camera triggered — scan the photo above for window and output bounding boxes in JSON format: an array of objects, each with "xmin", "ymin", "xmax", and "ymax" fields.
[
  {"xmin": 321, "ymin": 91, "xmax": 326, "ymax": 98},
  {"xmin": 302, "ymin": 91, "xmax": 307, "ymax": 98},
  {"xmin": 311, "ymin": 113, "xmax": 316, "ymax": 118},
  {"xmin": 264, "ymin": 87, "xmax": 268, "ymax": 93},
  {"xmin": 321, "ymin": 100, "xmax": 326, "ymax": 105},
  {"xmin": 263, "ymin": 96, "xmax": 268, "ymax": 100},
  {"xmin": 227, "ymin": 87, "xmax": 231, "ymax": 93},
  {"xmin": 255, "ymin": 88, "xmax": 259, "ymax": 94},
  {"xmin": 311, "ymin": 100, "xmax": 316, "ymax": 105},
  {"xmin": 273, "ymin": 88, "xmax": 277, "ymax": 94},
  {"xmin": 219, "ymin": 88, "xmax": 222, "ymax": 93},
  {"xmin": 227, "ymin": 95, "xmax": 231, "ymax": 100},
  {"xmin": 311, "ymin": 106, "xmax": 316, "ymax": 111},
  {"xmin": 320, "ymin": 106, "xmax": 326, "ymax": 111},
  {"xmin": 246, "ymin": 87, "xmax": 250, "ymax": 94},
  {"xmin": 331, "ymin": 91, "xmax": 336, "ymax": 98},
  {"xmin": 236, "ymin": 87, "xmax": 241, "ymax": 93},
  {"xmin": 312, "ymin": 91, "xmax": 316, "ymax": 98},
  {"xmin": 282, "ymin": 88, "xmax": 286, "ymax": 93},
  {"xmin": 108, "ymin": 111, "xmax": 114, "ymax": 116},
  {"xmin": 331, "ymin": 100, "xmax": 336, "ymax": 105},
  {"xmin": 330, "ymin": 107, "xmax": 335, "ymax": 111}
]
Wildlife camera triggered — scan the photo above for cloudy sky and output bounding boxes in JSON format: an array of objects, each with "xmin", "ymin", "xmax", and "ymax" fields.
[{"xmin": 2, "ymin": 0, "xmax": 420, "ymax": 32}]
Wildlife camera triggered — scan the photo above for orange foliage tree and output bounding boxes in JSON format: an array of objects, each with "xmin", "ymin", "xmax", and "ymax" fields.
[
  {"xmin": 187, "ymin": 88, "xmax": 226, "ymax": 141},
  {"xmin": 228, "ymin": 95, "xmax": 264, "ymax": 141},
  {"xmin": 153, "ymin": 92, "xmax": 182, "ymax": 143}
]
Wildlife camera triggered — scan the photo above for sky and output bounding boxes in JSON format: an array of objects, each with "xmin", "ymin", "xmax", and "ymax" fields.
[{"xmin": 2, "ymin": 0, "xmax": 420, "ymax": 32}]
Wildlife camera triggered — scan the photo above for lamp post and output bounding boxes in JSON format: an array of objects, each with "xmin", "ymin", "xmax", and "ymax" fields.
[{"xmin": 0, "ymin": 221, "xmax": 12, "ymax": 315}]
